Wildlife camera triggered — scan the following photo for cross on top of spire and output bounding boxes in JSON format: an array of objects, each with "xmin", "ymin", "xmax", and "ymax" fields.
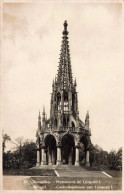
[{"xmin": 63, "ymin": 20, "xmax": 68, "ymax": 36}]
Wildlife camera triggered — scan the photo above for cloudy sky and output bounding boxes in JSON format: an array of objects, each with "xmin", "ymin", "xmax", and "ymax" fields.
[{"xmin": 2, "ymin": 2, "xmax": 123, "ymax": 151}]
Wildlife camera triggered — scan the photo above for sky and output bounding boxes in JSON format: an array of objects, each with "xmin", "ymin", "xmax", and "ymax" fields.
[{"xmin": 1, "ymin": 2, "xmax": 123, "ymax": 152}]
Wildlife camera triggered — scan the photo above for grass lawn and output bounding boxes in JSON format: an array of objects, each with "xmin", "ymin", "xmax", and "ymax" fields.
[
  {"xmin": 83, "ymin": 166, "xmax": 122, "ymax": 177},
  {"xmin": 104, "ymin": 170, "xmax": 122, "ymax": 177},
  {"xmin": 3, "ymin": 168, "xmax": 56, "ymax": 176}
]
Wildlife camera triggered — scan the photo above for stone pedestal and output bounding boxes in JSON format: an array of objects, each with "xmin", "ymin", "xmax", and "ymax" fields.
[
  {"xmin": 85, "ymin": 150, "xmax": 90, "ymax": 166},
  {"xmin": 75, "ymin": 147, "xmax": 79, "ymax": 166},
  {"xmin": 57, "ymin": 146, "xmax": 61, "ymax": 165}
]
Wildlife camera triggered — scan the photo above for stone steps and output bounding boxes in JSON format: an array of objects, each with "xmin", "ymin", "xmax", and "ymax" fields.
[
  {"xmin": 32, "ymin": 165, "xmax": 86, "ymax": 170},
  {"xmin": 55, "ymin": 165, "xmax": 88, "ymax": 177},
  {"xmin": 32, "ymin": 165, "xmax": 82, "ymax": 170},
  {"xmin": 56, "ymin": 167, "xmax": 106, "ymax": 177},
  {"xmin": 56, "ymin": 170, "xmax": 106, "ymax": 177}
]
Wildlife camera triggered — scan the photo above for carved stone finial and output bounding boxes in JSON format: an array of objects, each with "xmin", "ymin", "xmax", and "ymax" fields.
[
  {"xmin": 74, "ymin": 78, "xmax": 77, "ymax": 87},
  {"xmin": 38, "ymin": 110, "xmax": 41, "ymax": 120},
  {"xmin": 43, "ymin": 106, "xmax": 45, "ymax": 115},
  {"xmin": 86, "ymin": 111, "xmax": 89, "ymax": 119},
  {"xmin": 63, "ymin": 20, "xmax": 68, "ymax": 35}
]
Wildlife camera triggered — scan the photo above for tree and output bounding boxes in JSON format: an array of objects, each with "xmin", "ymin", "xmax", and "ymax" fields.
[
  {"xmin": 116, "ymin": 147, "xmax": 122, "ymax": 170},
  {"xmin": 3, "ymin": 137, "xmax": 37, "ymax": 169},
  {"xmin": 13, "ymin": 137, "xmax": 24, "ymax": 168},
  {"xmin": 2, "ymin": 132, "xmax": 11, "ymax": 153},
  {"xmin": 90, "ymin": 144, "xmax": 109, "ymax": 168},
  {"xmin": 21, "ymin": 141, "xmax": 37, "ymax": 168},
  {"xmin": 108, "ymin": 149, "xmax": 118, "ymax": 170}
]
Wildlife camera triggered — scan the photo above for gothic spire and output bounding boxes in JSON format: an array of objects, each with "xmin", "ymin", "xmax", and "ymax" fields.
[{"xmin": 56, "ymin": 21, "xmax": 73, "ymax": 88}]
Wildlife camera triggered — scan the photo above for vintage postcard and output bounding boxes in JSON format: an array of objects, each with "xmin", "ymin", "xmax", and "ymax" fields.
[{"xmin": 0, "ymin": 0, "xmax": 123, "ymax": 193}]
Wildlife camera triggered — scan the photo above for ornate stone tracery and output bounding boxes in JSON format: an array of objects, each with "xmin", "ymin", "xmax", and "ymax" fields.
[{"xmin": 36, "ymin": 21, "xmax": 92, "ymax": 167}]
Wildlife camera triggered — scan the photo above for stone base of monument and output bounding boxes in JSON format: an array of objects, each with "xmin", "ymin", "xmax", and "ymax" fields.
[
  {"xmin": 85, "ymin": 162, "xmax": 90, "ymax": 167},
  {"xmin": 36, "ymin": 162, "xmax": 40, "ymax": 167},
  {"xmin": 75, "ymin": 161, "xmax": 79, "ymax": 166}
]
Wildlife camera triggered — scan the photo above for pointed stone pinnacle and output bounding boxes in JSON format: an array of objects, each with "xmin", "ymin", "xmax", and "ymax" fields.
[
  {"xmin": 38, "ymin": 110, "xmax": 41, "ymax": 119},
  {"xmin": 74, "ymin": 78, "xmax": 77, "ymax": 86},
  {"xmin": 86, "ymin": 111, "xmax": 89, "ymax": 119},
  {"xmin": 43, "ymin": 106, "xmax": 45, "ymax": 115}
]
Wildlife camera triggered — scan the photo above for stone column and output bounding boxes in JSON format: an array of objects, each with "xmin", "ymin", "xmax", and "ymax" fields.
[
  {"xmin": 36, "ymin": 149, "xmax": 40, "ymax": 166},
  {"xmin": 48, "ymin": 147, "xmax": 52, "ymax": 165},
  {"xmin": 75, "ymin": 146, "xmax": 79, "ymax": 166},
  {"xmin": 57, "ymin": 146, "xmax": 61, "ymax": 165},
  {"xmin": 41, "ymin": 147, "xmax": 46, "ymax": 165},
  {"xmin": 85, "ymin": 150, "xmax": 90, "ymax": 167}
]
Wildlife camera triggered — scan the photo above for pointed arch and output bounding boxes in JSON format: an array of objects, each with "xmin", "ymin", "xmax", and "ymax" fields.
[
  {"xmin": 61, "ymin": 134, "xmax": 75, "ymax": 165},
  {"xmin": 64, "ymin": 90, "xmax": 69, "ymax": 111},
  {"xmin": 44, "ymin": 134, "xmax": 57, "ymax": 165},
  {"xmin": 69, "ymin": 115, "xmax": 76, "ymax": 127},
  {"xmin": 72, "ymin": 93, "xmax": 75, "ymax": 111},
  {"xmin": 57, "ymin": 92, "xmax": 61, "ymax": 102},
  {"xmin": 44, "ymin": 134, "xmax": 56, "ymax": 147},
  {"xmin": 71, "ymin": 121, "xmax": 75, "ymax": 128},
  {"xmin": 57, "ymin": 92, "xmax": 61, "ymax": 111},
  {"xmin": 64, "ymin": 91, "xmax": 68, "ymax": 102},
  {"xmin": 54, "ymin": 117, "xmax": 58, "ymax": 127}
]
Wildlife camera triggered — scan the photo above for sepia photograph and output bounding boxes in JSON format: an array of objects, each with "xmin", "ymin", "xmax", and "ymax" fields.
[{"xmin": 1, "ymin": 0, "xmax": 123, "ymax": 193}]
